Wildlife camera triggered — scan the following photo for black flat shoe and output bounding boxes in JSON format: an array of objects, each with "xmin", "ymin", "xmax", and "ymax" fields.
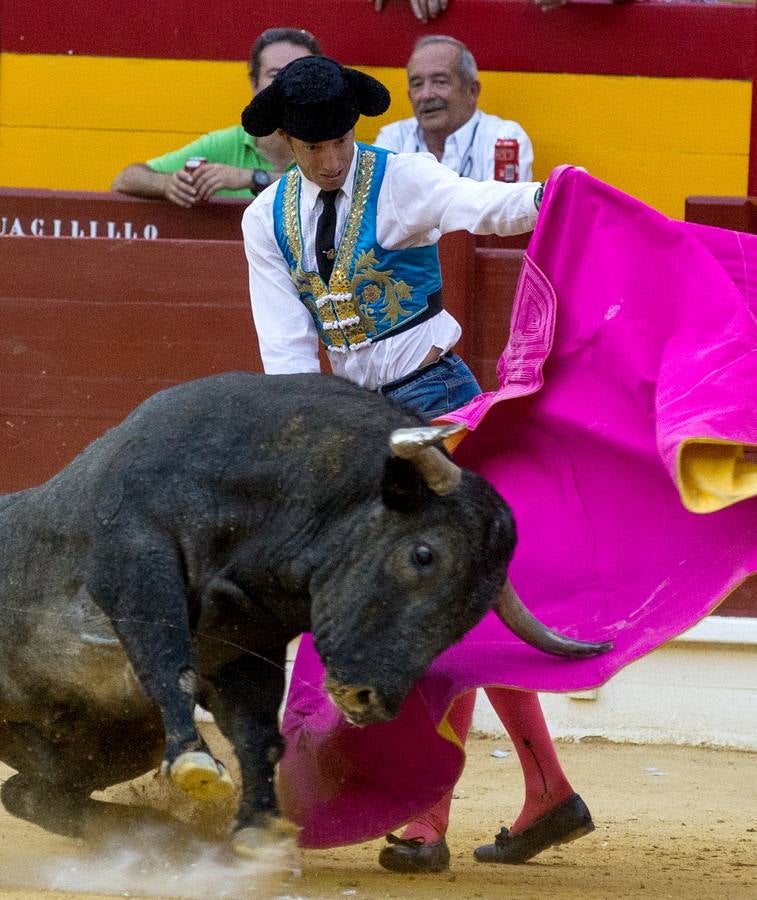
[
  {"xmin": 378, "ymin": 833, "xmax": 451, "ymax": 873},
  {"xmin": 474, "ymin": 793, "xmax": 594, "ymax": 864}
]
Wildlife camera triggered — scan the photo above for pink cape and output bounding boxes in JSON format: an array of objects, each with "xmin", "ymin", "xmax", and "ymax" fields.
[{"xmin": 279, "ymin": 167, "xmax": 757, "ymax": 848}]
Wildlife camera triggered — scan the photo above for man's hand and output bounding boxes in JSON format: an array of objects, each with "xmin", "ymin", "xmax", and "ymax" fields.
[
  {"xmin": 371, "ymin": 0, "xmax": 448, "ymax": 25},
  {"xmin": 189, "ymin": 163, "xmax": 254, "ymax": 201},
  {"xmin": 162, "ymin": 169, "xmax": 198, "ymax": 208},
  {"xmin": 112, "ymin": 163, "xmax": 199, "ymax": 208}
]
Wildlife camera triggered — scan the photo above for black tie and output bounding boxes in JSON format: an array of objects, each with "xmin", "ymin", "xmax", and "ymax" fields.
[{"xmin": 315, "ymin": 190, "xmax": 339, "ymax": 282}]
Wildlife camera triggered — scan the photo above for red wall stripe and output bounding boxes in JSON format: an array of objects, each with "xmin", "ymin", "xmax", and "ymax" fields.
[{"xmin": 1, "ymin": 0, "xmax": 753, "ymax": 80}]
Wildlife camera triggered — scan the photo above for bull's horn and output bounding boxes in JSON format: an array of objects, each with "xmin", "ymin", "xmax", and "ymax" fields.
[
  {"xmin": 495, "ymin": 581, "xmax": 613, "ymax": 658},
  {"xmin": 389, "ymin": 424, "xmax": 466, "ymax": 495}
]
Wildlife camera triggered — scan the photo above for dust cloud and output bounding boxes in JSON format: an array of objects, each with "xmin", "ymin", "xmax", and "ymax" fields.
[{"xmin": 0, "ymin": 816, "xmax": 304, "ymax": 900}]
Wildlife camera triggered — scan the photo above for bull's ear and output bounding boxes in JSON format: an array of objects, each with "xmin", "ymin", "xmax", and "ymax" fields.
[{"xmin": 380, "ymin": 457, "xmax": 426, "ymax": 511}]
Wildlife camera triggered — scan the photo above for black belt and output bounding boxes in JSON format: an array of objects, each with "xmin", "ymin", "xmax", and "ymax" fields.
[
  {"xmin": 378, "ymin": 351, "xmax": 454, "ymax": 394},
  {"xmin": 371, "ymin": 289, "xmax": 443, "ymax": 343}
]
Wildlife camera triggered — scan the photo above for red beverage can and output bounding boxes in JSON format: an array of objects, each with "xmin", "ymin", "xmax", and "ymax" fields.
[
  {"xmin": 494, "ymin": 139, "xmax": 519, "ymax": 183},
  {"xmin": 184, "ymin": 156, "xmax": 207, "ymax": 176}
]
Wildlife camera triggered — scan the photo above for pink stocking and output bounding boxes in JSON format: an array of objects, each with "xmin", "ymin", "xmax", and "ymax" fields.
[
  {"xmin": 484, "ymin": 686, "xmax": 574, "ymax": 833},
  {"xmin": 398, "ymin": 689, "xmax": 476, "ymax": 843}
]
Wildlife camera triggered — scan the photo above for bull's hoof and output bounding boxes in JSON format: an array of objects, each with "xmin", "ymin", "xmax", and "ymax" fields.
[
  {"xmin": 231, "ymin": 817, "xmax": 300, "ymax": 860},
  {"xmin": 168, "ymin": 751, "xmax": 234, "ymax": 801}
]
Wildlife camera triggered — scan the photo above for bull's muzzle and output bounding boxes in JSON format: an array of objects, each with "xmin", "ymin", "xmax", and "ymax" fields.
[{"xmin": 324, "ymin": 678, "xmax": 397, "ymax": 726}]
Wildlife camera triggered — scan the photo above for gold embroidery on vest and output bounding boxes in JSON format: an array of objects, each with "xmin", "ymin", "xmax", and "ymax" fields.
[
  {"xmin": 282, "ymin": 151, "xmax": 412, "ymax": 352},
  {"xmin": 352, "ymin": 249, "xmax": 413, "ymax": 329}
]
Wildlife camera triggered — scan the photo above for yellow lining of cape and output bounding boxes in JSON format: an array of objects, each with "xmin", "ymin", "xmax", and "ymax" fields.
[
  {"xmin": 677, "ymin": 439, "xmax": 757, "ymax": 513},
  {"xmin": 436, "ymin": 704, "xmax": 465, "ymax": 750}
]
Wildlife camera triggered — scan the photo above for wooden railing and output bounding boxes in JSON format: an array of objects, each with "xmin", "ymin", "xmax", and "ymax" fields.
[
  {"xmin": 0, "ymin": 188, "xmax": 248, "ymax": 241},
  {"xmin": 1, "ymin": 236, "xmax": 259, "ymax": 491},
  {"xmin": 684, "ymin": 196, "xmax": 757, "ymax": 233}
]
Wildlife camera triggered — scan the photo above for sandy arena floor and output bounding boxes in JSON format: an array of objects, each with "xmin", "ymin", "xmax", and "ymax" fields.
[{"xmin": 0, "ymin": 724, "xmax": 754, "ymax": 900}]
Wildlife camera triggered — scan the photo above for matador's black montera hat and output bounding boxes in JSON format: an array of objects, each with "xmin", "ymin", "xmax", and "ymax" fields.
[{"xmin": 242, "ymin": 55, "xmax": 390, "ymax": 143}]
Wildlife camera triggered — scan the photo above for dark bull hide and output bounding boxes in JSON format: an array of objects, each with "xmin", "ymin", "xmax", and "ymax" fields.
[{"xmin": 0, "ymin": 372, "xmax": 609, "ymax": 855}]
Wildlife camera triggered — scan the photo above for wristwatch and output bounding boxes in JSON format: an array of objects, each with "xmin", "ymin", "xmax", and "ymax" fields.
[{"xmin": 250, "ymin": 168, "xmax": 272, "ymax": 195}]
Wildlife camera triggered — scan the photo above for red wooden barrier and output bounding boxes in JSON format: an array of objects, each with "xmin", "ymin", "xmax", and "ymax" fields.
[
  {"xmin": 0, "ymin": 188, "xmax": 248, "ymax": 241},
  {"xmin": 470, "ymin": 248, "xmax": 525, "ymax": 392},
  {"xmin": 1, "ymin": 236, "xmax": 259, "ymax": 491},
  {"xmin": 0, "ymin": 188, "xmax": 531, "ymax": 248},
  {"xmin": 684, "ymin": 196, "xmax": 757, "ymax": 234},
  {"xmin": 438, "ymin": 231, "xmax": 476, "ymax": 363}
]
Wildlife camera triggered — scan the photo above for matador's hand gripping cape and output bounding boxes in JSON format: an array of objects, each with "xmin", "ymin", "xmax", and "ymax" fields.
[{"xmin": 278, "ymin": 167, "xmax": 757, "ymax": 848}]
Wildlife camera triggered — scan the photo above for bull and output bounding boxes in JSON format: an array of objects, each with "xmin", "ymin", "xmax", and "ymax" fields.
[{"xmin": 0, "ymin": 372, "xmax": 609, "ymax": 855}]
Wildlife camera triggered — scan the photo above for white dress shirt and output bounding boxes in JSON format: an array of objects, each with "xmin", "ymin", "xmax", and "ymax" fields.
[
  {"xmin": 242, "ymin": 145, "xmax": 540, "ymax": 390},
  {"xmin": 374, "ymin": 110, "xmax": 534, "ymax": 183}
]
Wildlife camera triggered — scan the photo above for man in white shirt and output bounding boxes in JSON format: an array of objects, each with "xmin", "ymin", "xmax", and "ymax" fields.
[
  {"xmin": 241, "ymin": 54, "xmax": 592, "ymax": 875},
  {"xmin": 374, "ymin": 35, "xmax": 534, "ymax": 183},
  {"xmin": 242, "ymin": 56, "xmax": 539, "ymax": 402}
]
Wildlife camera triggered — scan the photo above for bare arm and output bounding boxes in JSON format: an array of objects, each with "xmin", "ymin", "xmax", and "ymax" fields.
[{"xmin": 113, "ymin": 162, "xmax": 275, "ymax": 206}]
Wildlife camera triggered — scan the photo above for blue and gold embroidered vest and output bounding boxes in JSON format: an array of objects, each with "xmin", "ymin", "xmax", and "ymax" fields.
[{"xmin": 272, "ymin": 144, "xmax": 443, "ymax": 354}]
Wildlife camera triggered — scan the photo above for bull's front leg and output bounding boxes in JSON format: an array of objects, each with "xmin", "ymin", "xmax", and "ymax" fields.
[
  {"xmin": 88, "ymin": 540, "xmax": 233, "ymax": 801},
  {"xmin": 203, "ymin": 649, "xmax": 297, "ymax": 857}
]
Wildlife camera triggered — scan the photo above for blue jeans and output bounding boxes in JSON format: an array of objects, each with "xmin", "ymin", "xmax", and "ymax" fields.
[{"xmin": 378, "ymin": 352, "xmax": 481, "ymax": 421}]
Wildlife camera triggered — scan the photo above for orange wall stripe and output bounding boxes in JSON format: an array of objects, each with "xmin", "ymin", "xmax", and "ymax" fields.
[{"xmin": 0, "ymin": 54, "xmax": 749, "ymax": 219}]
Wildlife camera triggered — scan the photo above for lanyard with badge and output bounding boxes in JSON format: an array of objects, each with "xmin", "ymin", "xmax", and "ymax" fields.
[{"xmin": 414, "ymin": 112, "xmax": 481, "ymax": 178}]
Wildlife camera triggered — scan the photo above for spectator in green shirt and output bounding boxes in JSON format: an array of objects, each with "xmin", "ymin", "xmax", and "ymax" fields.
[{"xmin": 111, "ymin": 28, "xmax": 321, "ymax": 208}]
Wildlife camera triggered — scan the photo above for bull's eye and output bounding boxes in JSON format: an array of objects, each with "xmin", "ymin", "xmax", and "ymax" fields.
[{"xmin": 413, "ymin": 544, "xmax": 434, "ymax": 567}]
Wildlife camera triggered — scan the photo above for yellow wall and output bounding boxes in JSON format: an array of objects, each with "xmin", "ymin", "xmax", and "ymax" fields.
[{"xmin": 0, "ymin": 53, "xmax": 750, "ymax": 219}]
